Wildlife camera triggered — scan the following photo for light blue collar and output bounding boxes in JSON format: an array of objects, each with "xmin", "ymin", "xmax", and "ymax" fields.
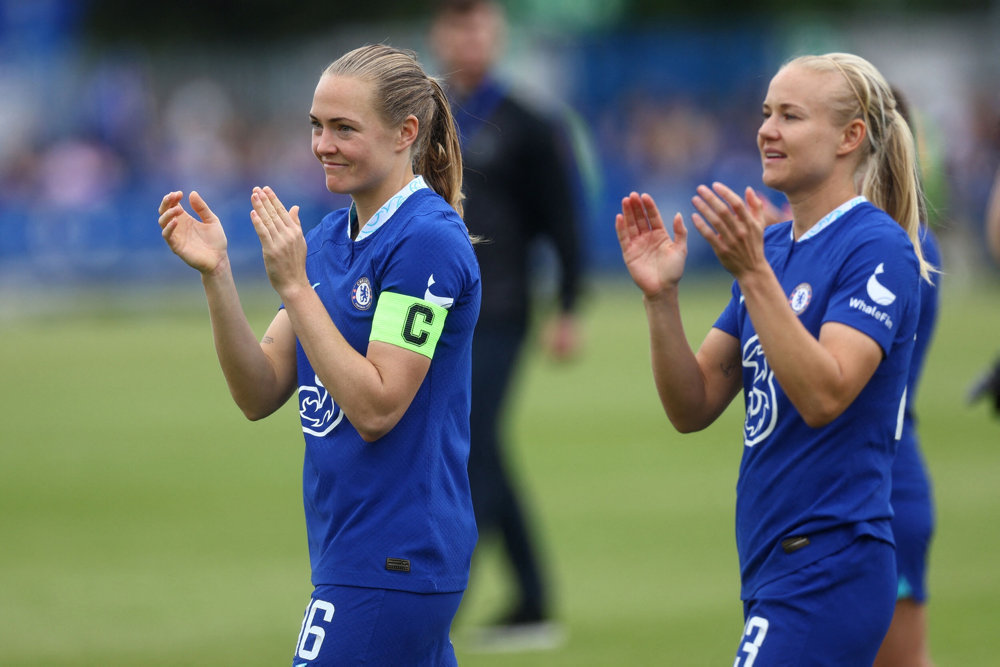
[
  {"xmin": 794, "ymin": 196, "xmax": 866, "ymax": 242},
  {"xmin": 349, "ymin": 176, "xmax": 428, "ymax": 242}
]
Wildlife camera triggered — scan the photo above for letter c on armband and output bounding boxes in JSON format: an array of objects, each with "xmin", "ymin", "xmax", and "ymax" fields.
[
  {"xmin": 369, "ymin": 291, "xmax": 448, "ymax": 358},
  {"xmin": 403, "ymin": 304, "xmax": 435, "ymax": 346}
]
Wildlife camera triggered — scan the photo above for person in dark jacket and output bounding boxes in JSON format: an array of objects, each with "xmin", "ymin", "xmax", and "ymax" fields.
[{"xmin": 430, "ymin": 0, "xmax": 585, "ymax": 651}]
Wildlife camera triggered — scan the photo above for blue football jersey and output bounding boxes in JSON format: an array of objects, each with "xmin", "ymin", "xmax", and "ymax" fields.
[
  {"xmin": 293, "ymin": 184, "xmax": 480, "ymax": 594},
  {"xmin": 714, "ymin": 199, "xmax": 921, "ymax": 599},
  {"xmin": 893, "ymin": 225, "xmax": 941, "ymax": 499}
]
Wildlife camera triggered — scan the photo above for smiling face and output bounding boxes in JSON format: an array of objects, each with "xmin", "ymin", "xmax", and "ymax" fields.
[
  {"xmin": 757, "ymin": 63, "xmax": 862, "ymax": 199},
  {"xmin": 309, "ymin": 74, "xmax": 413, "ymax": 206}
]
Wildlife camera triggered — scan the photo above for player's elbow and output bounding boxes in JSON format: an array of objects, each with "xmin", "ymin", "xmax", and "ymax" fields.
[
  {"xmin": 355, "ymin": 422, "xmax": 394, "ymax": 443},
  {"xmin": 670, "ymin": 419, "xmax": 711, "ymax": 434},
  {"xmin": 342, "ymin": 381, "xmax": 415, "ymax": 442},
  {"xmin": 231, "ymin": 380, "xmax": 293, "ymax": 423},
  {"xmin": 234, "ymin": 393, "xmax": 285, "ymax": 422},
  {"xmin": 349, "ymin": 409, "xmax": 402, "ymax": 443},
  {"xmin": 357, "ymin": 430, "xmax": 385, "ymax": 443},
  {"xmin": 797, "ymin": 396, "xmax": 847, "ymax": 429},
  {"xmin": 354, "ymin": 421, "xmax": 389, "ymax": 443},
  {"xmin": 665, "ymin": 408, "xmax": 713, "ymax": 434},
  {"xmin": 663, "ymin": 394, "xmax": 725, "ymax": 433},
  {"xmin": 240, "ymin": 403, "xmax": 274, "ymax": 422},
  {"xmin": 800, "ymin": 410, "xmax": 836, "ymax": 429}
]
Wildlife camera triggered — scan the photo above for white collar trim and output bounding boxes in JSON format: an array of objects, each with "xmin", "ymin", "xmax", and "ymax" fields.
[
  {"xmin": 795, "ymin": 196, "xmax": 867, "ymax": 242},
  {"xmin": 349, "ymin": 176, "xmax": 428, "ymax": 241}
]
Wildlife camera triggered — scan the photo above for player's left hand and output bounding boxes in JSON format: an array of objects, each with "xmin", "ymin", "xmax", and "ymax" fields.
[
  {"xmin": 757, "ymin": 190, "xmax": 791, "ymax": 226},
  {"xmin": 690, "ymin": 182, "xmax": 767, "ymax": 280},
  {"xmin": 541, "ymin": 312, "xmax": 582, "ymax": 362},
  {"xmin": 249, "ymin": 186, "xmax": 308, "ymax": 299}
]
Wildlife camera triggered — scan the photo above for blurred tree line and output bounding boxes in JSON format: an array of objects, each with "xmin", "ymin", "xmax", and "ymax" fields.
[{"xmin": 82, "ymin": 0, "xmax": 998, "ymax": 45}]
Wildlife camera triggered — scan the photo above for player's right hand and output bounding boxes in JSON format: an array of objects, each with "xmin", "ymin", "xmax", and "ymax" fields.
[
  {"xmin": 615, "ymin": 191, "xmax": 688, "ymax": 298},
  {"xmin": 157, "ymin": 190, "xmax": 229, "ymax": 275}
]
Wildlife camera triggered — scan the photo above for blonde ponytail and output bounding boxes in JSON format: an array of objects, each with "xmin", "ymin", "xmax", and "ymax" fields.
[{"xmin": 788, "ymin": 53, "xmax": 934, "ymax": 281}]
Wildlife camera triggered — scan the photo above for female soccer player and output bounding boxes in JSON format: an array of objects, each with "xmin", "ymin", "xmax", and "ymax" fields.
[
  {"xmin": 873, "ymin": 86, "xmax": 941, "ymax": 667},
  {"xmin": 157, "ymin": 45, "xmax": 480, "ymax": 666},
  {"xmin": 616, "ymin": 53, "xmax": 933, "ymax": 664}
]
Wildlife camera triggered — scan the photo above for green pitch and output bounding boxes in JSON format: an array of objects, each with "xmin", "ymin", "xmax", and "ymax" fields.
[{"xmin": 1, "ymin": 272, "xmax": 998, "ymax": 665}]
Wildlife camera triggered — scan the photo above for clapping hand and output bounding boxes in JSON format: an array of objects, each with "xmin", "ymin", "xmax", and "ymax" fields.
[
  {"xmin": 158, "ymin": 191, "xmax": 229, "ymax": 275},
  {"xmin": 689, "ymin": 182, "xmax": 767, "ymax": 280},
  {"xmin": 615, "ymin": 191, "xmax": 688, "ymax": 298},
  {"xmin": 249, "ymin": 186, "xmax": 307, "ymax": 299}
]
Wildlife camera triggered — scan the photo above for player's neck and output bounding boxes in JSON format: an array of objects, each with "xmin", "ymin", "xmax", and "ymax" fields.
[
  {"xmin": 788, "ymin": 183, "xmax": 860, "ymax": 240},
  {"xmin": 350, "ymin": 168, "xmax": 417, "ymax": 234}
]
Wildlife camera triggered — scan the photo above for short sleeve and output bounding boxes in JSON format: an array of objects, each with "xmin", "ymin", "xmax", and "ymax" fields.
[
  {"xmin": 379, "ymin": 215, "xmax": 474, "ymax": 311},
  {"xmin": 713, "ymin": 281, "xmax": 742, "ymax": 338},
  {"xmin": 824, "ymin": 230, "xmax": 920, "ymax": 355}
]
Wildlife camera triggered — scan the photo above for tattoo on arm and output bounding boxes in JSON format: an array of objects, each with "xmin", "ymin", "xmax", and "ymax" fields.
[
  {"xmin": 262, "ymin": 336, "xmax": 274, "ymax": 345},
  {"xmin": 720, "ymin": 361, "xmax": 738, "ymax": 377}
]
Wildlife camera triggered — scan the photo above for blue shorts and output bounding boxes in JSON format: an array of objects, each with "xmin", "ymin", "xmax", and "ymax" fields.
[
  {"xmin": 291, "ymin": 584, "xmax": 464, "ymax": 666},
  {"xmin": 734, "ymin": 537, "xmax": 896, "ymax": 666},
  {"xmin": 890, "ymin": 492, "xmax": 934, "ymax": 602}
]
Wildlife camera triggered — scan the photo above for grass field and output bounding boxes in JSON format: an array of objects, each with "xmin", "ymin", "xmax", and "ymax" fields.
[{"xmin": 2, "ymin": 269, "xmax": 999, "ymax": 665}]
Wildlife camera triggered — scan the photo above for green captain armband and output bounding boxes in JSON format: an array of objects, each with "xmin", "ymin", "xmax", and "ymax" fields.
[{"xmin": 370, "ymin": 291, "xmax": 449, "ymax": 358}]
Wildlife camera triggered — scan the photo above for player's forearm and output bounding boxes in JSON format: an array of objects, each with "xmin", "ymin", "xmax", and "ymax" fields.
[
  {"xmin": 201, "ymin": 261, "xmax": 288, "ymax": 419},
  {"xmin": 280, "ymin": 286, "xmax": 410, "ymax": 441},
  {"xmin": 737, "ymin": 269, "xmax": 853, "ymax": 426},
  {"xmin": 644, "ymin": 292, "xmax": 720, "ymax": 432}
]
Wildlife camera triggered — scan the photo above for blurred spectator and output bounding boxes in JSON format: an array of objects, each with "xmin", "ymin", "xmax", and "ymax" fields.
[
  {"xmin": 946, "ymin": 90, "xmax": 1000, "ymax": 263},
  {"xmin": 0, "ymin": 2, "xmax": 996, "ymax": 295},
  {"xmin": 36, "ymin": 135, "xmax": 125, "ymax": 208},
  {"xmin": 429, "ymin": 0, "xmax": 585, "ymax": 651},
  {"xmin": 0, "ymin": 73, "xmax": 40, "ymax": 173},
  {"xmin": 162, "ymin": 78, "xmax": 242, "ymax": 192},
  {"xmin": 85, "ymin": 55, "xmax": 158, "ymax": 177},
  {"xmin": 987, "ymin": 166, "xmax": 1000, "ymax": 265},
  {"xmin": 968, "ymin": 165, "xmax": 1000, "ymax": 415},
  {"xmin": 625, "ymin": 97, "xmax": 720, "ymax": 268}
]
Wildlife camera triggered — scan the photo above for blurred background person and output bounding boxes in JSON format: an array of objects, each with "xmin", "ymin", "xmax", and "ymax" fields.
[
  {"xmin": 968, "ymin": 165, "xmax": 1000, "ymax": 414},
  {"xmin": 429, "ymin": 0, "xmax": 586, "ymax": 651},
  {"xmin": 988, "ymin": 167, "xmax": 1000, "ymax": 265}
]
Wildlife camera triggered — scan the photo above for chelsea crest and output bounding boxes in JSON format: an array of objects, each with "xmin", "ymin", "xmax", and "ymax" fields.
[
  {"xmin": 352, "ymin": 277, "xmax": 373, "ymax": 310},
  {"xmin": 789, "ymin": 283, "xmax": 812, "ymax": 315}
]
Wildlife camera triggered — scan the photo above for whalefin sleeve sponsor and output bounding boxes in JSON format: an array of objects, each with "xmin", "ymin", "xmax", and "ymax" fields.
[{"xmin": 825, "ymin": 240, "xmax": 918, "ymax": 355}]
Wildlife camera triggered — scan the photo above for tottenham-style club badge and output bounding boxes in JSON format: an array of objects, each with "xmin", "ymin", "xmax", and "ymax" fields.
[
  {"xmin": 352, "ymin": 276, "xmax": 373, "ymax": 310},
  {"xmin": 788, "ymin": 282, "xmax": 812, "ymax": 315}
]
